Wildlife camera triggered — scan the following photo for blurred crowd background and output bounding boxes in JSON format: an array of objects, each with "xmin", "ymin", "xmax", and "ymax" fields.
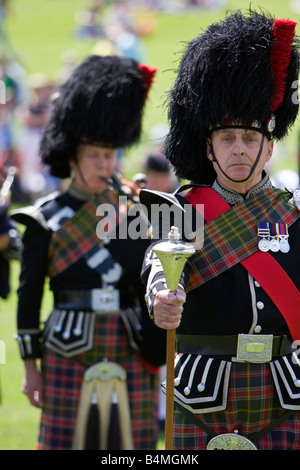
[
  {"xmin": 0, "ymin": 0, "xmax": 231, "ymax": 207},
  {"xmin": 0, "ymin": 0, "xmax": 299, "ymax": 207}
]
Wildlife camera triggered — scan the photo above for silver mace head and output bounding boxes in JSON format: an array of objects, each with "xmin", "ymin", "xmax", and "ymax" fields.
[{"xmin": 153, "ymin": 226, "xmax": 196, "ymax": 291}]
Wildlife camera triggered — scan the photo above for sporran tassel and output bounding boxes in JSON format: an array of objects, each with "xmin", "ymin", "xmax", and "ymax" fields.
[
  {"xmin": 84, "ymin": 391, "xmax": 100, "ymax": 450},
  {"xmin": 107, "ymin": 391, "xmax": 121, "ymax": 450},
  {"xmin": 72, "ymin": 361, "xmax": 133, "ymax": 450}
]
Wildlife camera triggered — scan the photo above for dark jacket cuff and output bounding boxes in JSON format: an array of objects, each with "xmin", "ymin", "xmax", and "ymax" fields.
[{"xmin": 15, "ymin": 330, "xmax": 42, "ymax": 359}]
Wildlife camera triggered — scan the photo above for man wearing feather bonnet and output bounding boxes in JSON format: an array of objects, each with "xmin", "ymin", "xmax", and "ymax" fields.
[{"xmin": 141, "ymin": 10, "xmax": 300, "ymax": 450}]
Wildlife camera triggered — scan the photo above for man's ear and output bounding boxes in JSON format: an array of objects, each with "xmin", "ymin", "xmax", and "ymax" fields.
[
  {"xmin": 69, "ymin": 152, "xmax": 78, "ymax": 170},
  {"xmin": 266, "ymin": 139, "xmax": 274, "ymax": 163},
  {"xmin": 206, "ymin": 138, "xmax": 213, "ymax": 161}
]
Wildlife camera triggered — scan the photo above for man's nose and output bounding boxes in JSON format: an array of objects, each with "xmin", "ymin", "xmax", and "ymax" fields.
[
  {"xmin": 233, "ymin": 138, "xmax": 245, "ymax": 155},
  {"xmin": 96, "ymin": 155, "xmax": 106, "ymax": 166}
]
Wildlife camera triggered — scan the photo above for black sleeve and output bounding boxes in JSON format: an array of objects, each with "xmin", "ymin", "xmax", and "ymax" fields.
[{"xmin": 16, "ymin": 221, "xmax": 51, "ymax": 359}]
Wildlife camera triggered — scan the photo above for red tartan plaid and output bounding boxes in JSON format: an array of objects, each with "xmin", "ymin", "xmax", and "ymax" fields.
[
  {"xmin": 37, "ymin": 314, "xmax": 160, "ymax": 450},
  {"xmin": 173, "ymin": 361, "xmax": 300, "ymax": 450}
]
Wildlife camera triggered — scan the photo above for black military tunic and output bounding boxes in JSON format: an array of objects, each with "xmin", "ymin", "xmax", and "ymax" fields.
[{"xmin": 141, "ymin": 174, "xmax": 300, "ymax": 449}]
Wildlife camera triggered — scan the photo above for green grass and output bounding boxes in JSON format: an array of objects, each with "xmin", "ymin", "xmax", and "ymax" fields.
[
  {"xmin": 0, "ymin": 260, "xmax": 51, "ymax": 450},
  {"xmin": 0, "ymin": 0, "xmax": 300, "ymax": 450},
  {"xmin": 0, "ymin": 260, "xmax": 39, "ymax": 450}
]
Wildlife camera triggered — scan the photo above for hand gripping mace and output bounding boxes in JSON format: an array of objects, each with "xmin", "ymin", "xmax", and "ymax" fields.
[{"xmin": 153, "ymin": 226, "xmax": 195, "ymax": 450}]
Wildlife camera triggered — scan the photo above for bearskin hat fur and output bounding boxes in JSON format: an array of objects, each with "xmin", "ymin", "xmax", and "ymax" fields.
[
  {"xmin": 40, "ymin": 55, "xmax": 155, "ymax": 178},
  {"xmin": 164, "ymin": 10, "xmax": 300, "ymax": 184}
]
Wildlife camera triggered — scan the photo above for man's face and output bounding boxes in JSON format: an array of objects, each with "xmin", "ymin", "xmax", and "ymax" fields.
[
  {"xmin": 207, "ymin": 128, "xmax": 274, "ymax": 193},
  {"xmin": 71, "ymin": 143, "xmax": 117, "ymax": 193}
]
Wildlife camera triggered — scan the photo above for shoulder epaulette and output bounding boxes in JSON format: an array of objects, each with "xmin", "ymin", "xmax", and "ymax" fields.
[
  {"xmin": 139, "ymin": 188, "xmax": 185, "ymax": 214},
  {"xmin": 10, "ymin": 191, "xmax": 61, "ymax": 230}
]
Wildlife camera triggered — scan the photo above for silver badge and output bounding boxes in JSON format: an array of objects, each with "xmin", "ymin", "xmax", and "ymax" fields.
[
  {"xmin": 266, "ymin": 114, "xmax": 276, "ymax": 133},
  {"xmin": 236, "ymin": 334, "xmax": 273, "ymax": 363},
  {"xmin": 207, "ymin": 432, "xmax": 257, "ymax": 450},
  {"xmin": 91, "ymin": 288, "xmax": 120, "ymax": 312}
]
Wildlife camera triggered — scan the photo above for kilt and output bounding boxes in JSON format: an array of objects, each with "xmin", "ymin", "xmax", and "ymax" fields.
[
  {"xmin": 173, "ymin": 360, "xmax": 300, "ymax": 450},
  {"xmin": 37, "ymin": 312, "xmax": 160, "ymax": 450}
]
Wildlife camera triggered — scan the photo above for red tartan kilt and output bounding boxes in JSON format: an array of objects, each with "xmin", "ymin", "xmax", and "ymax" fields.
[
  {"xmin": 38, "ymin": 313, "xmax": 160, "ymax": 450},
  {"xmin": 174, "ymin": 360, "xmax": 300, "ymax": 450}
]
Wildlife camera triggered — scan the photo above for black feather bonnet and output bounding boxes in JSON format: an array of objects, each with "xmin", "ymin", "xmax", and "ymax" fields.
[
  {"xmin": 40, "ymin": 55, "xmax": 156, "ymax": 178},
  {"xmin": 164, "ymin": 10, "xmax": 300, "ymax": 184}
]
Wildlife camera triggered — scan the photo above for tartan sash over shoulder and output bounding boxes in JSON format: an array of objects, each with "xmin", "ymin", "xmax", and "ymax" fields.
[
  {"xmin": 47, "ymin": 190, "xmax": 120, "ymax": 278},
  {"xmin": 182, "ymin": 187, "xmax": 300, "ymax": 340},
  {"xmin": 183, "ymin": 187, "xmax": 299, "ymax": 290}
]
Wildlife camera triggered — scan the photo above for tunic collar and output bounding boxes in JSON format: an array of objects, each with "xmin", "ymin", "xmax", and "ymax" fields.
[
  {"xmin": 212, "ymin": 173, "xmax": 272, "ymax": 205},
  {"xmin": 68, "ymin": 178, "xmax": 111, "ymax": 203}
]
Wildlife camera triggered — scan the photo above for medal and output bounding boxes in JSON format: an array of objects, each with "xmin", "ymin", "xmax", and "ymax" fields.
[
  {"xmin": 280, "ymin": 239, "xmax": 290, "ymax": 253},
  {"xmin": 269, "ymin": 239, "xmax": 280, "ymax": 252},
  {"xmin": 269, "ymin": 223, "xmax": 280, "ymax": 252},
  {"xmin": 257, "ymin": 222, "xmax": 270, "ymax": 252},
  {"xmin": 277, "ymin": 223, "xmax": 290, "ymax": 253},
  {"xmin": 258, "ymin": 238, "xmax": 270, "ymax": 252}
]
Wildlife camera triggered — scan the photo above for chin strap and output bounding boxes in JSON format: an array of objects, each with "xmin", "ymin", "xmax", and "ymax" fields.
[{"xmin": 209, "ymin": 134, "xmax": 265, "ymax": 183}]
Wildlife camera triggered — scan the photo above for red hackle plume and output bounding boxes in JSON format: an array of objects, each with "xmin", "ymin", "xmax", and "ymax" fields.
[
  {"xmin": 138, "ymin": 64, "xmax": 158, "ymax": 100},
  {"xmin": 270, "ymin": 19, "xmax": 297, "ymax": 112}
]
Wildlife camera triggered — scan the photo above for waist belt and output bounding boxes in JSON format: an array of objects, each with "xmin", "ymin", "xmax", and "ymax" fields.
[
  {"xmin": 54, "ymin": 288, "xmax": 133, "ymax": 312},
  {"xmin": 176, "ymin": 334, "xmax": 294, "ymax": 361}
]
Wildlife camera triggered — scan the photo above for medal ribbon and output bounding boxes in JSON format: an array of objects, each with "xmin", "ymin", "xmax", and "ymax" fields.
[{"xmin": 277, "ymin": 222, "xmax": 288, "ymax": 237}]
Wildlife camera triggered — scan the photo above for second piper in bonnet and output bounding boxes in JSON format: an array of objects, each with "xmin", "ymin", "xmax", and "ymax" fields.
[{"xmin": 12, "ymin": 55, "xmax": 166, "ymax": 450}]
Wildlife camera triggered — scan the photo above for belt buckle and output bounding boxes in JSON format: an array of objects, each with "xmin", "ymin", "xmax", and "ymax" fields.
[
  {"xmin": 91, "ymin": 288, "xmax": 120, "ymax": 312},
  {"xmin": 207, "ymin": 432, "xmax": 257, "ymax": 450},
  {"xmin": 236, "ymin": 334, "xmax": 273, "ymax": 363}
]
